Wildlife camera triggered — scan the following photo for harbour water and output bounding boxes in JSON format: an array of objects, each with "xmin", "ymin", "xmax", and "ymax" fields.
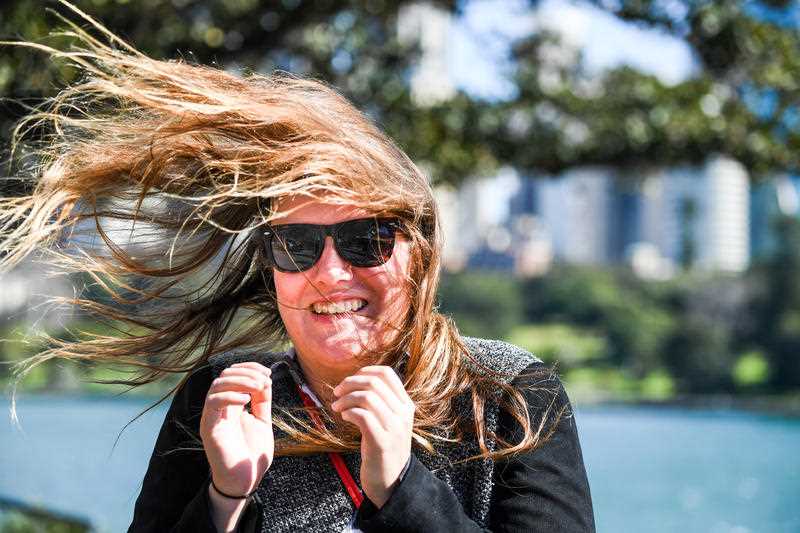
[{"xmin": 1, "ymin": 395, "xmax": 798, "ymax": 532}]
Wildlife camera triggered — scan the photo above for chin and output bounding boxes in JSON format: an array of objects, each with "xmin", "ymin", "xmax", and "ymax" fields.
[{"xmin": 322, "ymin": 338, "xmax": 370, "ymax": 364}]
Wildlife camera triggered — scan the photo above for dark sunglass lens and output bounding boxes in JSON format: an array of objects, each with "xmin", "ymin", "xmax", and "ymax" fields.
[
  {"xmin": 270, "ymin": 225, "xmax": 322, "ymax": 271},
  {"xmin": 336, "ymin": 219, "xmax": 396, "ymax": 267}
]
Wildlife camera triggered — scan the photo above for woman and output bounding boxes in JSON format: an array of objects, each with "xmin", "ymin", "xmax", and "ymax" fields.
[{"xmin": 1, "ymin": 8, "xmax": 594, "ymax": 533}]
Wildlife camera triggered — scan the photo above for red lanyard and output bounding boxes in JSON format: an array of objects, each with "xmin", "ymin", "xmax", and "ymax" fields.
[{"xmin": 297, "ymin": 386, "xmax": 364, "ymax": 509}]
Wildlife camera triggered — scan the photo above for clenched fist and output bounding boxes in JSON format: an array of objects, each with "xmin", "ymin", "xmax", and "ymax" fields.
[
  {"xmin": 331, "ymin": 366, "xmax": 415, "ymax": 508},
  {"xmin": 200, "ymin": 362, "xmax": 274, "ymax": 498}
]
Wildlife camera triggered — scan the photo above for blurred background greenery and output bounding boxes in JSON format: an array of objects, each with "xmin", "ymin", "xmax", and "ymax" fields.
[{"xmin": 0, "ymin": 500, "xmax": 90, "ymax": 533}]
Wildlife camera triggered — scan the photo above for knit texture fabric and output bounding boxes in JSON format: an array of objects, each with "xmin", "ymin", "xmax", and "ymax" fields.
[{"xmin": 209, "ymin": 337, "xmax": 540, "ymax": 533}]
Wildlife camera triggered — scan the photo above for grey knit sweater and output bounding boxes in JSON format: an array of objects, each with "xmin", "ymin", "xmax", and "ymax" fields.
[{"xmin": 208, "ymin": 337, "xmax": 540, "ymax": 533}]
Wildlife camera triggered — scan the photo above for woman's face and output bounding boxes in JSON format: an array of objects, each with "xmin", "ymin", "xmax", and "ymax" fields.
[{"xmin": 270, "ymin": 196, "xmax": 412, "ymax": 381}]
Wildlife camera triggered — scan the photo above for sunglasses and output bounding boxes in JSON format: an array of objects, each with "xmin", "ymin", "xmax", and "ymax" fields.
[{"xmin": 262, "ymin": 217, "xmax": 401, "ymax": 273}]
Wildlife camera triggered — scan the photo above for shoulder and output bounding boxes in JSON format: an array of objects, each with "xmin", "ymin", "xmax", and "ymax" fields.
[
  {"xmin": 459, "ymin": 338, "xmax": 567, "ymax": 426},
  {"xmin": 461, "ymin": 336, "xmax": 542, "ymax": 384}
]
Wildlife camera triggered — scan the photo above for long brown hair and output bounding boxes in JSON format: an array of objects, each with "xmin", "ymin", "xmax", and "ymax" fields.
[{"xmin": 1, "ymin": 2, "xmax": 564, "ymax": 461}]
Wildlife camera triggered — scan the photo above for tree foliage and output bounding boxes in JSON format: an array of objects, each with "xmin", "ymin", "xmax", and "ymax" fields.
[
  {"xmin": 0, "ymin": 0, "xmax": 453, "ymax": 177},
  {"xmin": 442, "ymin": 266, "xmax": 767, "ymax": 394},
  {"xmin": 436, "ymin": 0, "xmax": 800, "ymax": 178},
  {"xmin": 747, "ymin": 215, "xmax": 800, "ymax": 390}
]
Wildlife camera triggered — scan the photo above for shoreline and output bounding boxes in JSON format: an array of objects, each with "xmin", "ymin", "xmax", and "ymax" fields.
[
  {"xmin": 6, "ymin": 383, "xmax": 800, "ymax": 418},
  {"xmin": 577, "ymin": 393, "xmax": 800, "ymax": 419}
]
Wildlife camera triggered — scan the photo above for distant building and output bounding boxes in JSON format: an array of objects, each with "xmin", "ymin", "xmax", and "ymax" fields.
[
  {"xmin": 750, "ymin": 174, "xmax": 800, "ymax": 261},
  {"xmin": 536, "ymin": 168, "xmax": 614, "ymax": 265},
  {"xmin": 440, "ymin": 155, "xmax": 751, "ymax": 278},
  {"xmin": 436, "ymin": 169, "xmax": 525, "ymax": 271},
  {"xmin": 538, "ymin": 157, "xmax": 748, "ymax": 275},
  {"xmin": 653, "ymin": 157, "xmax": 750, "ymax": 273},
  {"xmin": 433, "ymin": 184, "xmax": 468, "ymax": 271},
  {"xmin": 397, "ymin": 3, "xmax": 456, "ymax": 106}
]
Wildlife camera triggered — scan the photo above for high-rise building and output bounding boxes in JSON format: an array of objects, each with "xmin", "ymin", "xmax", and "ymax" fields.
[
  {"xmin": 655, "ymin": 157, "xmax": 750, "ymax": 272},
  {"xmin": 750, "ymin": 174, "xmax": 800, "ymax": 261},
  {"xmin": 536, "ymin": 168, "xmax": 614, "ymax": 265},
  {"xmin": 436, "ymin": 170, "xmax": 523, "ymax": 271},
  {"xmin": 433, "ymin": 184, "xmax": 467, "ymax": 271},
  {"xmin": 397, "ymin": 3, "xmax": 456, "ymax": 106},
  {"xmin": 513, "ymin": 156, "xmax": 750, "ymax": 276}
]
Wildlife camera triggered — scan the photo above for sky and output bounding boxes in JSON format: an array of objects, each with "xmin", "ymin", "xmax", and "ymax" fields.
[{"xmin": 448, "ymin": 0, "xmax": 697, "ymax": 101}]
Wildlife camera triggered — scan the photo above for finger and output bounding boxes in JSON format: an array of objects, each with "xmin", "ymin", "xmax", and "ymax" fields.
[
  {"xmin": 221, "ymin": 362, "xmax": 272, "ymax": 377},
  {"xmin": 230, "ymin": 361, "xmax": 270, "ymax": 369},
  {"xmin": 358, "ymin": 366, "xmax": 409, "ymax": 404},
  {"xmin": 334, "ymin": 374, "xmax": 406, "ymax": 416},
  {"xmin": 332, "ymin": 390, "xmax": 393, "ymax": 431},
  {"xmin": 209, "ymin": 375, "xmax": 267, "ymax": 395},
  {"xmin": 340, "ymin": 407, "xmax": 384, "ymax": 441},
  {"xmin": 219, "ymin": 368, "xmax": 270, "ymax": 389},
  {"xmin": 205, "ymin": 391, "xmax": 252, "ymax": 411}
]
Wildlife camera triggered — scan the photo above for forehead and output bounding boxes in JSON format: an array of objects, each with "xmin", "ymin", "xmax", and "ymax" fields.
[{"xmin": 271, "ymin": 195, "xmax": 374, "ymax": 225}]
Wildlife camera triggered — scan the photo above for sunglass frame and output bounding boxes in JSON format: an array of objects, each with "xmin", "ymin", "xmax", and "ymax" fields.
[{"xmin": 262, "ymin": 217, "xmax": 401, "ymax": 273}]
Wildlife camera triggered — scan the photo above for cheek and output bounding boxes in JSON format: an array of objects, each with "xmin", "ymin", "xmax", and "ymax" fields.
[
  {"xmin": 389, "ymin": 239, "xmax": 412, "ymax": 276},
  {"xmin": 273, "ymin": 271, "xmax": 305, "ymax": 319},
  {"xmin": 374, "ymin": 241, "xmax": 413, "ymax": 308}
]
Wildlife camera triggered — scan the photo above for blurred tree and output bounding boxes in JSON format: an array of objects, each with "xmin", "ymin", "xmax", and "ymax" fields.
[
  {"xmin": 0, "ymin": 504, "xmax": 90, "ymax": 533},
  {"xmin": 438, "ymin": 271, "xmax": 524, "ymax": 339},
  {"xmin": 662, "ymin": 319, "xmax": 734, "ymax": 392},
  {"xmin": 678, "ymin": 197, "xmax": 698, "ymax": 270},
  {"xmin": 521, "ymin": 266, "xmax": 756, "ymax": 393},
  {"xmin": 522, "ymin": 266, "xmax": 674, "ymax": 374},
  {"xmin": 748, "ymin": 215, "xmax": 800, "ymax": 390},
  {"xmin": 659, "ymin": 276, "xmax": 750, "ymax": 393},
  {"xmin": 0, "ymin": 0, "xmax": 455, "ymax": 180},
  {"xmin": 401, "ymin": 0, "xmax": 800, "ymax": 180},
  {"xmin": 732, "ymin": 349, "xmax": 771, "ymax": 390}
]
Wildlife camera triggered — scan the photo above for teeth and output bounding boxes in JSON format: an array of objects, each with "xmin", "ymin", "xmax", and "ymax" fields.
[{"xmin": 312, "ymin": 299, "xmax": 367, "ymax": 315}]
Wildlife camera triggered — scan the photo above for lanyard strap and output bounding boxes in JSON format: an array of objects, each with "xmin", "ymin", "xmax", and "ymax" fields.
[{"xmin": 297, "ymin": 386, "xmax": 365, "ymax": 509}]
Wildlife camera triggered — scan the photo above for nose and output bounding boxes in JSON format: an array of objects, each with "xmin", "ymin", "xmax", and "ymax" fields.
[{"xmin": 311, "ymin": 236, "xmax": 352, "ymax": 285}]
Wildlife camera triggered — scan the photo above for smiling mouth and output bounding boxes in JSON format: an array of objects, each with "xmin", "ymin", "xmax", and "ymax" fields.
[{"xmin": 311, "ymin": 298, "xmax": 368, "ymax": 315}]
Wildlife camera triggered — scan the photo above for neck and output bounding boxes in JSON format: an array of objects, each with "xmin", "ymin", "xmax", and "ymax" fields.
[{"xmin": 294, "ymin": 354, "xmax": 356, "ymax": 409}]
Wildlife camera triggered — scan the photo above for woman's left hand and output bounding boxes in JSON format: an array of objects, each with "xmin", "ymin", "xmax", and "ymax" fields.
[{"xmin": 331, "ymin": 365, "xmax": 415, "ymax": 508}]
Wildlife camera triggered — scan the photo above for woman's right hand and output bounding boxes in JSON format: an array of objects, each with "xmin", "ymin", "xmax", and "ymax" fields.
[{"xmin": 200, "ymin": 362, "xmax": 274, "ymax": 497}]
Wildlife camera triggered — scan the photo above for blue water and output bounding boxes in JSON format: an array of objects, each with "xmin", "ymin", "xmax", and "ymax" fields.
[
  {"xmin": 578, "ymin": 406, "xmax": 800, "ymax": 533},
  {"xmin": 1, "ymin": 396, "xmax": 799, "ymax": 533}
]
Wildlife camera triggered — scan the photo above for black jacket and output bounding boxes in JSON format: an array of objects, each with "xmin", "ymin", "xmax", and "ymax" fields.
[{"xmin": 128, "ymin": 359, "xmax": 595, "ymax": 532}]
